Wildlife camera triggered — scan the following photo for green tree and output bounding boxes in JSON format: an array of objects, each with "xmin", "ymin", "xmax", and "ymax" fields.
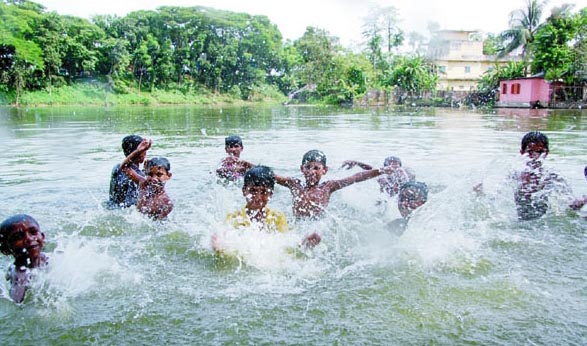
[
  {"xmin": 499, "ymin": 0, "xmax": 548, "ymax": 72},
  {"xmin": 383, "ymin": 55, "xmax": 437, "ymax": 100},
  {"xmin": 361, "ymin": 5, "xmax": 403, "ymax": 76},
  {"xmin": 531, "ymin": 5, "xmax": 585, "ymax": 83}
]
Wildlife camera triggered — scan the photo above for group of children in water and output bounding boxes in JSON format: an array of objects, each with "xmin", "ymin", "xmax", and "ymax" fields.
[{"xmin": 2, "ymin": 130, "xmax": 585, "ymax": 303}]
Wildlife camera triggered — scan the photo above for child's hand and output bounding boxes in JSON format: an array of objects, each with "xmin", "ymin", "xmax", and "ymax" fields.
[
  {"xmin": 137, "ymin": 138, "xmax": 152, "ymax": 152},
  {"xmin": 570, "ymin": 197, "xmax": 587, "ymax": 211},
  {"xmin": 341, "ymin": 160, "xmax": 357, "ymax": 169}
]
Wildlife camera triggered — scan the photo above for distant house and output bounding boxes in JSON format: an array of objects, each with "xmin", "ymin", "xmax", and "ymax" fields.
[
  {"xmin": 427, "ymin": 30, "xmax": 521, "ymax": 92},
  {"xmin": 496, "ymin": 76, "xmax": 551, "ymax": 108}
]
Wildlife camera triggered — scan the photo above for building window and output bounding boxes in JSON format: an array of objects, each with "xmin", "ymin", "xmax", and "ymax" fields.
[
  {"xmin": 438, "ymin": 65, "xmax": 446, "ymax": 74},
  {"xmin": 501, "ymin": 83, "xmax": 508, "ymax": 95},
  {"xmin": 511, "ymin": 83, "xmax": 521, "ymax": 94},
  {"xmin": 464, "ymin": 66, "xmax": 471, "ymax": 73}
]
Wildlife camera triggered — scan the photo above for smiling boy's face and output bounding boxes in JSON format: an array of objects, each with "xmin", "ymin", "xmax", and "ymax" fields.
[
  {"xmin": 6, "ymin": 219, "xmax": 45, "ymax": 261},
  {"xmin": 146, "ymin": 165, "xmax": 172, "ymax": 187},
  {"xmin": 301, "ymin": 161, "xmax": 328, "ymax": 186}
]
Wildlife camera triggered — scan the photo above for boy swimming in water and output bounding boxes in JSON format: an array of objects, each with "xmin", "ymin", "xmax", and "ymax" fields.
[
  {"xmin": 213, "ymin": 165, "xmax": 320, "ymax": 251},
  {"xmin": 276, "ymin": 150, "xmax": 395, "ymax": 219},
  {"xmin": 109, "ymin": 135, "xmax": 145, "ymax": 208},
  {"xmin": 121, "ymin": 138, "xmax": 174, "ymax": 220},
  {"xmin": 342, "ymin": 156, "xmax": 415, "ymax": 198},
  {"xmin": 513, "ymin": 131, "xmax": 572, "ymax": 220},
  {"xmin": 0, "ymin": 214, "xmax": 48, "ymax": 303},
  {"xmin": 216, "ymin": 135, "xmax": 254, "ymax": 184}
]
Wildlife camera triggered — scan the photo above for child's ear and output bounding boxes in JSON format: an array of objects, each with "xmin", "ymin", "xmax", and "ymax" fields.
[
  {"xmin": 324, "ymin": 166, "xmax": 329, "ymax": 173},
  {"xmin": 167, "ymin": 172, "xmax": 173, "ymax": 179}
]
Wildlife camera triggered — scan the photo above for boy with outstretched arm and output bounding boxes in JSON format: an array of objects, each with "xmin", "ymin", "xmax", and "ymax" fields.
[
  {"xmin": 275, "ymin": 150, "xmax": 395, "ymax": 219},
  {"xmin": 216, "ymin": 135, "xmax": 254, "ymax": 184},
  {"xmin": 0, "ymin": 214, "xmax": 49, "ymax": 303},
  {"xmin": 212, "ymin": 165, "xmax": 320, "ymax": 252},
  {"xmin": 121, "ymin": 138, "xmax": 174, "ymax": 220},
  {"xmin": 342, "ymin": 155, "xmax": 415, "ymax": 198}
]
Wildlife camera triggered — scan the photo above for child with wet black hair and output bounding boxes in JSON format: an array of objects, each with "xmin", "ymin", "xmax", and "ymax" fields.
[
  {"xmin": 121, "ymin": 138, "xmax": 174, "ymax": 220},
  {"xmin": 213, "ymin": 165, "xmax": 320, "ymax": 252},
  {"xmin": 216, "ymin": 135, "xmax": 254, "ymax": 184},
  {"xmin": 387, "ymin": 182, "xmax": 429, "ymax": 232},
  {"xmin": 109, "ymin": 134, "xmax": 146, "ymax": 208},
  {"xmin": 0, "ymin": 214, "xmax": 48, "ymax": 303},
  {"xmin": 342, "ymin": 155, "xmax": 415, "ymax": 198},
  {"xmin": 276, "ymin": 150, "xmax": 396, "ymax": 219}
]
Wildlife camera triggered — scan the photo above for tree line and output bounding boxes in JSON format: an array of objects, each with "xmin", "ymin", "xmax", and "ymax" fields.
[{"xmin": 0, "ymin": 0, "xmax": 585, "ymax": 106}]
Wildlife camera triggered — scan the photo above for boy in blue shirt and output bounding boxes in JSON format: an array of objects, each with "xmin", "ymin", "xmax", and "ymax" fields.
[{"xmin": 109, "ymin": 135, "xmax": 145, "ymax": 208}]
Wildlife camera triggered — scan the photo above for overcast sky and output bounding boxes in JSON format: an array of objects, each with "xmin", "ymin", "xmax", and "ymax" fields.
[{"xmin": 35, "ymin": 0, "xmax": 587, "ymax": 47}]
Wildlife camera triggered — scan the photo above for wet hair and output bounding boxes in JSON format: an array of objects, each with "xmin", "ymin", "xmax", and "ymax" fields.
[
  {"xmin": 225, "ymin": 135, "xmax": 243, "ymax": 147},
  {"xmin": 399, "ymin": 182, "xmax": 429, "ymax": 203},
  {"xmin": 302, "ymin": 150, "xmax": 327, "ymax": 166},
  {"xmin": 0, "ymin": 214, "xmax": 39, "ymax": 255},
  {"xmin": 122, "ymin": 135, "xmax": 143, "ymax": 156},
  {"xmin": 146, "ymin": 157, "xmax": 171, "ymax": 172},
  {"xmin": 384, "ymin": 156, "xmax": 402, "ymax": 167},
  {"xmin": 244, "ymin": 165, "xmax": 275, "ymax": 190},
  {"xmin": 521, "ymin": 131, "xmax": 549, "ymax": 152}
]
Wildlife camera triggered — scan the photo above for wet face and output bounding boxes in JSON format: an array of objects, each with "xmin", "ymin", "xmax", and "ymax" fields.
[
  {"xmin": 243, "ymin": 185, "xmax": 273, "ymax": 211},
  {"xmin": 225, "ymin": 143, "xmax": 243, "ymax": 158},
  {"xmin": 521, "ymin": 142, "xmax": 549, "ymax": 160},
  {"xmin": 146, "ymin": 165, "xmax": 172, "ymax": 187},
  {"xmin": 385, "ymin": 160, "xmax": 401, "ymax": 169},
  {"xmin": 398, "ymin": 188, "xmax": 426, "ymax": 218},
  {"xmin": 6, "ymin": 219, "xmax": 45, "ymax": 261},
  {"xmin": 301, "ymin": 161, "xmax": 328, "ymax": 186}
]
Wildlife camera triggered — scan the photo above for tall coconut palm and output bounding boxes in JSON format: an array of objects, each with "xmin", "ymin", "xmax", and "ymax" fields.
[{"xmin": 499, "ymin": 0, "xmax": 548, "ymax": 72}]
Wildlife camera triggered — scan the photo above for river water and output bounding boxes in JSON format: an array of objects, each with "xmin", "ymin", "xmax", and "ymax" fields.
[{"xmin": 1, "ymin": 105, "xmax": 586, "ymax": 344}]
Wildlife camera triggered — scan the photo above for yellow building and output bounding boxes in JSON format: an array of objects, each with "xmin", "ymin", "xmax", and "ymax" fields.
[{"xmin": 427, "ymin": 30, "xmax": 520, "ymax": 91}]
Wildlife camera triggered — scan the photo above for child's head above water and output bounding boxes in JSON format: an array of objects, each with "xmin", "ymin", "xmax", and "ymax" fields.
[
  {"xmin": 302, "ymin": 150, "xmax": 327, "ymax": 166},
  {"xmin": 144, "ymin": 157, "xmax": 172, "ymax": 184},
  {"xmin": 520, "ymin": 131, "xmax": 549, "ymax": 159},
  {"xmin": 122, "ymin": 135, "xmax": 144, "ymax": 156},
  {"xmin": 243, "ymin": 166, "xmax": 275, "ymax": 210},
  {"xmin": 398, "ymin": 182, "xmax": 429, "ymax": 218},
  {"xmin": 0, "ymin": 214, "xmax": 45, "ymax": 260},
  {"xmin": 225, "ymin": 135, "xmax": 243, "ymax": 147},
  {"xmin": 383, "ymin": 156, "xmax": 402, "ymax": 167}
]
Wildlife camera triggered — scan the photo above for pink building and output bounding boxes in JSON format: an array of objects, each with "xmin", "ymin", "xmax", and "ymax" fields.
[{"xmin": 497, "ymin": 77, "xmax": 551, "ymax": 108}]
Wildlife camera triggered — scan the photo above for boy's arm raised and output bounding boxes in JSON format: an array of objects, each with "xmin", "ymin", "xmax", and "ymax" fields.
[
  {"xmin": 329, "ymin": 166, "xmax": 392, "ymax": 193},
  {"xmin": 121, "ymin": 139, "xmax": 150, "ymax": 184},
  {"xmin": 275, "ymin": 174, "xmax": 297, "ymax": 188}
]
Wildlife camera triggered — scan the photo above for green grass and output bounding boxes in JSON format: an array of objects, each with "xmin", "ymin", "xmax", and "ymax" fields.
[{"xmin": 1, "ymin": 82, "xmax": 287, "ymax": 107}]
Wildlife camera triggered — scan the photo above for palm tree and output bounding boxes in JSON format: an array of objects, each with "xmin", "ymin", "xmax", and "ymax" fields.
[{"xmin": 499, "ymin": 0, "xmax": 548, "ymax": 73}]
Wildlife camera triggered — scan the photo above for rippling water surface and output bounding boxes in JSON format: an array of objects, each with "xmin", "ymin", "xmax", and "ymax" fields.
[{"xmin": 1, "ymin": 105, "xmax": 587, "ymax": 344}]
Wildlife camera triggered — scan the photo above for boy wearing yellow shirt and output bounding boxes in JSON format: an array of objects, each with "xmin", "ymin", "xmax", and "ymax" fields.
[{"xmin": 213, "ymin": 165, "xmax": 320, "ymax": 251}]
